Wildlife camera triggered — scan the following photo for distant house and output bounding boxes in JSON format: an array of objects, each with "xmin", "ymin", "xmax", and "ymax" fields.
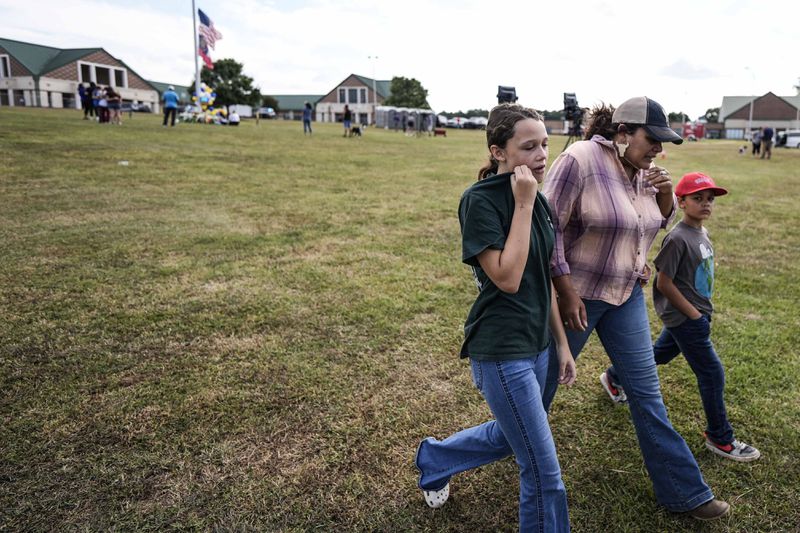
[
  {"xmin": 272, "ymin": 94, "xmax": 323, "ymax": 120},
  {"xmin": 719, "ymin": 92, "xmax": 800, "ymax": 139},
  {"xmin": 0, "ymin": 37, "xmax": 160, "ymax": 111},
  {"xmin": 314, "ymin": 74, "xmax": 391, "ymax": 125}
]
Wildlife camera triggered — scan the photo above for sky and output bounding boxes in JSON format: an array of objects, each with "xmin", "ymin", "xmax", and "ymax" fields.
[{"xmin": 2, "ymin": 0, "xmax": 798, "ymax": 119}]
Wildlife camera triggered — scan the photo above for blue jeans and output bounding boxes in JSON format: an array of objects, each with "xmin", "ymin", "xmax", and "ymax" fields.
[
  {"xmin": 607, "ymin": 315, "xmax": 734, "ymax": 445},
  {"xmin": 542, "ymin": 284, "xmax": 713, "ymax": 512},
  {"xmin": 303, "ymin": 119, "xmax": 312, "ymax": 134},
  {"xmin": 416, "ymin": 351, "xmax": 569, "ymax": 532}
]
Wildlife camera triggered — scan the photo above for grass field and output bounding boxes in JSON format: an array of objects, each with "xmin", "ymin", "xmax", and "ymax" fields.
[{"xmin": 1, "ymin": 107, "xmax": 799, "ymax": 532}]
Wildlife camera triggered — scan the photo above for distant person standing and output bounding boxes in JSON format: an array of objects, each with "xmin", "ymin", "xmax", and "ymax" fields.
[
  {"xmin": 162, "ymin": 85, "xmax": 179, "ymax": 127},
  {"xmin": 106, "ymin": 87, "xmax": 122, "ymax": 125},
  {"xmin": 343, "ymin": 104, "xmax": 352, "ymax": 137},
  {"xmin": 750, "ymin": 128, "xmax": 761, "ymax": 156},
  {"xmin": 96, "ymin": 87, "xmax": 109, "ymax": 124},
  {"xmin": 303, "ymin": 102, "xmax": 313, "ymax": 135},
  {"xmin": 760, "ymin": 126, "xmax": 774, "ymax": 159},
  {"xmin": 89, "ymin": 82, "xmax": 99, "ymax": 120},
  {"xmin": 78, "ymin": 83, "xmax": 89, "ymax": 119}
]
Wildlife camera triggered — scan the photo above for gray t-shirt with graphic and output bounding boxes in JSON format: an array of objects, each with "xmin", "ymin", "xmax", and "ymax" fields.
[{"xmin": 653, "ymin": 221, "xmax": 715, "ymax": 328}]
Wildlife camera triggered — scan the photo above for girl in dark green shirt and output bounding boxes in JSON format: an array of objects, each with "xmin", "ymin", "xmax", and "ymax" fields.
[{"xmin": 415, "ymin": 104, "xmax": 576, "ymax": 532}]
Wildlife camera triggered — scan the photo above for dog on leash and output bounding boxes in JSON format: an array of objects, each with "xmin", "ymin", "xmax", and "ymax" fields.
[{"xmin": 350, "ymin": 125, "xmax": 362, "ymax": 137}]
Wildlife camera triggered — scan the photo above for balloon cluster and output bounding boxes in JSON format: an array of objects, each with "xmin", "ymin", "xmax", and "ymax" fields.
[
  {"xmin": 192, "ymin": 83, "xmax": 217, "ymax": 110},
  {"xmin": 191, "ymin": 82, "xmax": 227, "ymax": 124}
]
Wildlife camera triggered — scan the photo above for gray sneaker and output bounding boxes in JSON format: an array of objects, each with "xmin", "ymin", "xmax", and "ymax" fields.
[
  {"xmin": 599, "ymin": 371, "xmax": 628, "ymax": 404},
  {"xmin": 704, "ymin": 433, "xmax": 761, "ymax": 462},
  {"xmin": 688, "ymin": 499, "xmax": 731, "ymax": 521}
]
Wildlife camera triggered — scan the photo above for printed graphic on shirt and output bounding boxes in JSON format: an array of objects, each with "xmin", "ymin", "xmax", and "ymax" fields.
[{"xmin": 694, "ymin": 242, "xmax": 714, "ymax": 298}]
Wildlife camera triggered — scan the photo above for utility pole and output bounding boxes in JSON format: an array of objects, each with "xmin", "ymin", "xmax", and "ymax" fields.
[{"xmin": 368, "ymin": 55, "xmax": 378, "ymax": 125}]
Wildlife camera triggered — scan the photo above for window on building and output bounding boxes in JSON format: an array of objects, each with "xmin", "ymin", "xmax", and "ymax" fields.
[
  {"xmin": 360, "ymin": 88, "xmax": 367, "ymax": 104},
  {"xmin": 0, "ymin": 55, "xmax": 10, "ymax": 78},
  {"xmin": 95, "ymin": 67, "xmax": 110, "ymax": 85},
  {"xmin": 78, "ymin": 62, "xmax": 128, "ymax": 88},
  {"xmin": 348, "ymin": 88, "xmax": 358, "ymax": 104},
  {"xmin": 339, "ymin": 88, "xmax": 346, "ymax": 103},
  {"xmin": 13, "ymin": 89, "xmax": 26, "ymax": 106},
  {"xmin": 0, "ymin": 90, "xmax": 9, "ymax": 106}
]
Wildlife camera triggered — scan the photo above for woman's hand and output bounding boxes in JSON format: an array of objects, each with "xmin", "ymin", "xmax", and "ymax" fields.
[
  {"xmin": 557, "ymin": 344, "xmax": 576, "ymax": 386},
  {"xmin": 645, "ymin": 166, "xmax": 673, "ymax": 193},
  {"xmin": 557, "ymin": 290, "xmax": 587, "ymax": 331},
  {"xmin": 510, "ymin": 165, "xmax": 538, "ymax": 208}
]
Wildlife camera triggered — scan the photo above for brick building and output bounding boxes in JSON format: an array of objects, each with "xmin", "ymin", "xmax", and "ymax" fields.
[{"xmin": 0, "ymin": 37, "xmax": 161, "ymax": 111}]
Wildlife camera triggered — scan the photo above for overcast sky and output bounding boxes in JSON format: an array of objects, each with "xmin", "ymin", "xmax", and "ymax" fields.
[{"xmin": 2, "ymin": 0, "xmax": 798, "ymax": 119}]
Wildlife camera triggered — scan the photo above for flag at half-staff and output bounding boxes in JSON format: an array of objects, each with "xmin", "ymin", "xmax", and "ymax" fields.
[{"xmin": 198, "ymin": 34, "xmax": 213, "ymax": 69}]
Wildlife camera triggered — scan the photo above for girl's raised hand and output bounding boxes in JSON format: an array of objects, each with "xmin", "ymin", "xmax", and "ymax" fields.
[{"xmin": 511, "ymin": 165, "xmax": 538, "ymax": 208}]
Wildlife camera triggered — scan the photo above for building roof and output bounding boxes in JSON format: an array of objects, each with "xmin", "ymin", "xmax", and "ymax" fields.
[
  {"xmin": 720, "ymin": 93, "xmax": 800, "ymax": 121},
  {"xmin": 272, "ymin": 94, "xmax": 324, "ymax": 110},
  {"xmin": 353, "ymin": 74, "xmax": 392, "ymax": 99},
  {"xmin": 148, "ymin": 81, "xmax": 192, "ymax": 102},
  {"xmin": 0, "ymin": 37, "xmax": 98, "ymax": 75},
  {"xmin": 0, "ymin": 36, "xmax": 157, "ymax": 92}
]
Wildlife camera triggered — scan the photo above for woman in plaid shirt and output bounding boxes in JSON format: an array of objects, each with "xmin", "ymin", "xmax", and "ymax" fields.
[{"xmin": 540, "ymin": 97, "xmax": 730, "ymax": 521}]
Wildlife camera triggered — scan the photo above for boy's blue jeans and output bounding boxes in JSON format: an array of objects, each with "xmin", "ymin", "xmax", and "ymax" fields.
[
  {"xmin": 542, "ymin": 284, "xmax": 713, "ymax": 512},
  {"xmin": 416, "ymin": 351, "xmax": 570, "ymax": 532},
  {"xmin": 607, "ymin": 315, "xmax": 734, "ymax": 445}
]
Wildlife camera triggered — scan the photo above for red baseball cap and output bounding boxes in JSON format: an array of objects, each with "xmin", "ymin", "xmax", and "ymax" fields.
[{"xmin": 675, "ymin": 172, "xmax": 728, "ymax": 197}]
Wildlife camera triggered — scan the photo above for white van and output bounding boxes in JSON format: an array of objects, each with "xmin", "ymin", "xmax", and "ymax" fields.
[{"xmin": 781, "ymin": 130, "xmax": 800, "ymax": 148}]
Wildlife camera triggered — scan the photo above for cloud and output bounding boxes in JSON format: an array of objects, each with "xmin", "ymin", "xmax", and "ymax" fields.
[{"xmin": 659, "ymin": 59, "xmax": 716, "ymax": 80}]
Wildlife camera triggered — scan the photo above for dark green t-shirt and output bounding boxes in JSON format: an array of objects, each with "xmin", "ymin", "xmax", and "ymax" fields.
[{"xmin": 458, "ymin": 172, "xmax": 555, "ymax": 360}]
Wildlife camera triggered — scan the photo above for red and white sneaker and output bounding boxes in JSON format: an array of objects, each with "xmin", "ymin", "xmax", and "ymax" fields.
[
  {"xmin": 599, "ymin": 371, "xmax": 628, "ymax": 404},
  {"xmin": 704, "ymin": 433, "xmax": 761, "ymax": 462}
]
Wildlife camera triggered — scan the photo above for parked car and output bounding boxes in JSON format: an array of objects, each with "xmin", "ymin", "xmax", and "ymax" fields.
[
  {"xmin": 777, "ymin": 130, "xmax": 800, "ymax": 148},
  {"xmin": 121, "ymin": 102, "xmax": 152, "ymax": 113},
  {"xmin": 463, "ymin": 116, "xmax": 488, "ymax": 130},
  {"xmin": 257, "ymin": 107, "xmax": 276, "ymax": 119},
  {"xmin": 446, "ymin": 117, "xmax": 468, "ymax": 128}
]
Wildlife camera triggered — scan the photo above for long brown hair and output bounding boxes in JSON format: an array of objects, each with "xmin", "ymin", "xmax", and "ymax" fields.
[{"xmin": 478, "ymin": 104, "xmax": 543, "ymax": 180}]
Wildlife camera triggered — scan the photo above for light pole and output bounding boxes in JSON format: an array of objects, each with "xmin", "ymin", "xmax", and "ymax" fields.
[
  {"xmin": 745, "ymin": 66, "xmax": 755, "ymax": 140},
  {"xmin": 368, "ymin": 55, "xmax": 378, "ymax": 125}
]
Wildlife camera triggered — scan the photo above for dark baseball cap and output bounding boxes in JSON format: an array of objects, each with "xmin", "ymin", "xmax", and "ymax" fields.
[{"xmin": 612, "ymin": 96, "xmax": 683, "ymax": 145}]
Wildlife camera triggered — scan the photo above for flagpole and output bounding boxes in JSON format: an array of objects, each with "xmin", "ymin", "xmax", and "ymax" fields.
[{"xmin": 192, "ymin": 0, "xmax": 201, "ymax": 110}]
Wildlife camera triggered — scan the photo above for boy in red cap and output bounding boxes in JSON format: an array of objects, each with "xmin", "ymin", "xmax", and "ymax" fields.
[{"xmin": 602, "ymin": 172, "xmax": 760, "ymax": 462}]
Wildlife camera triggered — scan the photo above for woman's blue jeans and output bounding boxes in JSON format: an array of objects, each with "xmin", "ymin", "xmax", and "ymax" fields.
[
  {"xmin": 416, "ymin": 351, "xmax": 570, "ymax": 532},
  {"xmin": 542, "ymin": 284, "xmax": 713, "ymax": 512},
  {"xmin": 607, "ymin": 315, "xmax": 734, "ymax": 445}
]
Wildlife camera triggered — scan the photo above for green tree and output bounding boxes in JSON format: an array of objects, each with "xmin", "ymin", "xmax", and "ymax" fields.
[
  {"xmin": 704, "ymin": 107, "xmax": 720, "ymax": 123},
  {"xmin": 261, "ymin": 95, "xmax": 279, "ymax": 111},
  {"xmin": 384, "ymin": 76, "xmax": 430, "ymax": 109},
  {"xmin": 668, "ymin": 111, "xmax": 687, "ymax": 123},
  {"xmin": 198, "ymin": 58, "xmax": 261, "ymax": 112},
  {"xmin": 540, "ymin": 110, "xmax": 562, "ymax": 120}
]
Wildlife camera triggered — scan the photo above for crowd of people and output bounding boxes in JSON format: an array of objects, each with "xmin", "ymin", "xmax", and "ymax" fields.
[
  {"xmin": 78, "ymin": 82, "xmax": 123, "ymax": 125},
  {"xmin": 416, "ymin": 97, "xmax": 761, "ymax": 530}
]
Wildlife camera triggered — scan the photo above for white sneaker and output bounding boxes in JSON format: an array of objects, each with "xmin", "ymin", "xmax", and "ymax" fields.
[
  {"xmin": 600, "ymin": 371, "xmax": 628, "ymax": 404},
  {"xmin": 704, "ymin": 433, "xmax": 761, "ymax": 462},
  {"xmin": 422, "ymin": 483, "xmax": 450, "ymax": 509}
]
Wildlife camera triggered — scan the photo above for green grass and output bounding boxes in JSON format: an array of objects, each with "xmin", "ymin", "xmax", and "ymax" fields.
[{"xmin": 1, "ymin": 107, "xmax": 799, "ymax": 532}]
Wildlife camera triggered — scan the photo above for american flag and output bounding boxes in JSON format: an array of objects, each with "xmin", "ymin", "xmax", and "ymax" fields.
[{"xmin": 198, "ymin": 9, "xmax": 222, "ymax": 50}]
